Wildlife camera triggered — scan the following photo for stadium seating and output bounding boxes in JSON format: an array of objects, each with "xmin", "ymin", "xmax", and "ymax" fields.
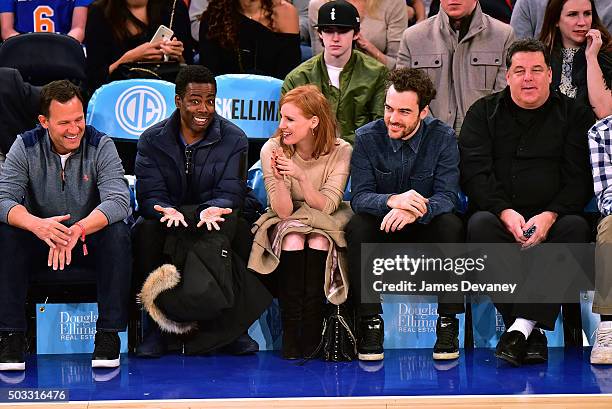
[{"xmin": 0, "ymin": 33, "xmax": 86, "ymax": 87}]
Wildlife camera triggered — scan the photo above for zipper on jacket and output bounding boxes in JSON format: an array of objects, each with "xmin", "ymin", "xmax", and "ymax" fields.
[
  {"xmin": 61, "ymin": 169, "xmax": 65, "ymax": 191},
  {"xmin": 185, "ymin": 147, "xmax": 194, "ymax": 175}
]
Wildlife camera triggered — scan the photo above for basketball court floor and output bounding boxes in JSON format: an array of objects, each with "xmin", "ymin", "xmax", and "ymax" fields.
[{"xmin": 1, "ymin": 347, "xmax": 611, "ymax": 408}]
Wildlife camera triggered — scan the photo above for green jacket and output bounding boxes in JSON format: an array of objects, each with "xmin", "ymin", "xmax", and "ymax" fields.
[{"xmin": 282, "ymin": 50, "xmax": 388, "ymax": 145}]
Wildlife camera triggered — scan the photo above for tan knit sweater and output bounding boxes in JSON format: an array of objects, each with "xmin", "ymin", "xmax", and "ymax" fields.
[{"xmin": 260, "ymin": 137, "xmax": 352, "ymax": 215}]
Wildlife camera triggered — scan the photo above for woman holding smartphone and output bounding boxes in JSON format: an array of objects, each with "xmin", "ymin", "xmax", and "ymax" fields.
[
  {"xmin": 249, "ymin": 85, "xmax": 352, "ymax": 359},
  {"xmin": 539, "ymin": 0, "xmax": 612, "ymax": 119},
  {"xmin": 85, "ymin": 0, "xmax": 193, "ymax": 92}
]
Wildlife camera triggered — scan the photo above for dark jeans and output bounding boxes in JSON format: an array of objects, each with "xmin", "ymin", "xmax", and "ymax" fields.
[
  {"xmin": 466, "ymin": 211, "xmax": 591, "ymax": 330},
  {"xmin": 345, "ymin": 212, "xmax": 466, "ymax": 317},
  {"xmin": 0, "ymin": 221, "xmax": 132, "ymax": 332}
]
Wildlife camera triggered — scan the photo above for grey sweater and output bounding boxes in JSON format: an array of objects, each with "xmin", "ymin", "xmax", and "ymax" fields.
[{"xmin": 0, "ymin": 125, "xmax": 130, "ymax": 225}]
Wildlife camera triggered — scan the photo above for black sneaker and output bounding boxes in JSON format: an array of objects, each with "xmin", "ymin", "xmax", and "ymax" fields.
[
  {"xmin": 358, "ymin": 315, "xmax": 384, "ymax": 361},
  {"xmin": 0, "ymin": 332, "xmax": 26, "ymax": 371},
  {"xmin": 433, "ymin": 316, "xmax": 459, "ymax": 360},
  {"xmin": 495, "ymin": 330, "xmax": 527, "ymax": 367},
  {"xmin": 92, "ymin": 331, "xmax": 120, "ymax": 368}
]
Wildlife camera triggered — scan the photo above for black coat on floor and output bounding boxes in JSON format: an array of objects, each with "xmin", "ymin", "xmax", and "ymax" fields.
[{"xmin": 138, "ymin": 207, "xmax": 272, "ymax": 354}]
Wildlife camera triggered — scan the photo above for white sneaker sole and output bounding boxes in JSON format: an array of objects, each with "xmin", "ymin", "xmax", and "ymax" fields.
[
  {"xmin": 590, "ymin": 351, "xmax": 612, "ymax": 365},
  {"xmin": 433, "ymin": 351, "xmax": 460, "ymax": 360},
  {"xmin": 358, "ymin": 352, "xmax": 384, "ymax": 361},
  {"xmin": 92, "ymin": 358, "xmax": 120, "ymax": 368},
  {"xmin": 0, "ymin": 362, "xmax": 25, "ymax": 371}
]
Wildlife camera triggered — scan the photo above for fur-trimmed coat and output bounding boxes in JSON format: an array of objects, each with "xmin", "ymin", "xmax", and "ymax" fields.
[{"xmin": 139, "ymin": 211, "xmax": 272, "ymax": 354}]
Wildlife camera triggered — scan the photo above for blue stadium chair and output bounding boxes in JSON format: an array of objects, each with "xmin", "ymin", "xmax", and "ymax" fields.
[
  {"xmin": 86, "ymin": 79, "xmax": 176, "ymax": 142},
  {"xmin": 247, "ymin": 160, "xmax": 268, "ymax": 209},
  {"xmin": 246, "ymin": 160, "xmax": 354, "ymax": 208},
  {"xmin": 215, "ymin": 74, "xmax": 282, "ymax": 167},
  {"xmin": 86, "ymin": 79, "xmax": 176, "ymax": 174}
]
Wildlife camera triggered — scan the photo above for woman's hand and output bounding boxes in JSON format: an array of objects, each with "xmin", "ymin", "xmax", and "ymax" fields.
[
  {"xmin": 355, "ymin": 32, "xmax": 375, "ymax": 55},
  {"xmin": 123, "ymin": 39, "xmax": 165, "ymax": 63},
  {"xmin": 275, "ymin": 152, "xmax": 306, "ymax": 182},
  {"xmin": 586, "ymin": 29, "xmax": 603, "ymax": 61},
  {"xmin": 270, "ymin": 148, "xmax": 285, "ymax": 181},
  {"xmin": 160, "ymin": 37, "xmax": 185, "ymax": 62}
]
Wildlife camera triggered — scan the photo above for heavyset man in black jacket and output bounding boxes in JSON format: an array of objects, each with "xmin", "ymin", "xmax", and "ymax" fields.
[{"xmin": 460, "ymin": 39, "xmax": 595, "ymax": 367}]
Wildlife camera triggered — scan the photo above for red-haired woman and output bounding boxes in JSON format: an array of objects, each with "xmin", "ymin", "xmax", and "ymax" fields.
[{"xmin": 248, "ymin": 85, "xmax": 353, "ymax": 359}]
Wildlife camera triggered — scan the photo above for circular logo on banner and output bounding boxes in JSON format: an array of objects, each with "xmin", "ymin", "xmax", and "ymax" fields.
[{"xmin": 115, "ymin": 86, "xmax": 167, "ymax": 135}]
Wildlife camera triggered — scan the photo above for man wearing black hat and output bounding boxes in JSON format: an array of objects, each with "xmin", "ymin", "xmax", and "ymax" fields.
[{"xmin": 282, "ymin": 0, "xmax": 387, "ymax": 145}]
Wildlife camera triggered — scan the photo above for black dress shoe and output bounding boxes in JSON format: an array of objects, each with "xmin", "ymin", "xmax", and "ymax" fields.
[
  {"xmin": 495, "ymin": 330, "xmax": 527, "ymax": 367},
  {"xmin": 524, "ymin": 329, "xmax": 548, "ymax": 364}
]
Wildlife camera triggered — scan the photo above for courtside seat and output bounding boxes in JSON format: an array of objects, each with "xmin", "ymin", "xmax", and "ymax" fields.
[
  {"xmin": 215, "ymin": 74, "xmax": 282, "ymax": 167},
  {"xmin": 86, "ymin": 79, "xmax": 176, "ymax": 174}
]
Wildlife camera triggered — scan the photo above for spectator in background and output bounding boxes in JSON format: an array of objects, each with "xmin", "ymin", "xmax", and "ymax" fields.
[
  {"xmin": 512, "ymin": 0, "xmax": 612, "ymax": 40},
  {"xmin": 293, "ymin": 0, "xmax": 310, "ymax": 44},
  {"xmin": 0, "ymin": 0, "xmax": 90, "ymax": 42},
  {"xmin": 188, "ymin": 0, "xmax": 207, "ymax": 43},
  {"xmin": 398, "ymin": 0, "xmax": 514, "ymax": 135},
  {"xmin": 428, "ymin": 0, "xmax": 514, "ymax": 24},
  {"xmin": 198, "ymin": 0, "xmax": 300, "ymax": 79},
  {"xmin": 85, "ymin": 0, "xmax": 193, "ymax": 92},
  {"xmin": 510, "ymin": 0, "xmax": 548, "ymax": 39},
  {"xmin": 406, "ymin": 0, "xmax": 426, "ymax": 26},
  {"xmin": 0, "ymin": 68, "xmax": 40, "ymax": 169},
  {"xmin": 308, "ymin": 0, "xmax": 408, "ymax": 69},
  {"xmin": 539, "ymin": 0, "xmax": 612, "ymax": 119},
  {"xmin": 284, "ymin": 0, "xmax": 387, "ymax": 145},
  {"xmin": 190, "ymin": 1, "xmax": 308, "ymax": 48}
]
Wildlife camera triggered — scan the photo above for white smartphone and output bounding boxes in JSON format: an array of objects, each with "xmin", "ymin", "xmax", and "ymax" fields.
[{"xmin": 150, "ymin": 25, "xmax": 174, "ymax": 43}]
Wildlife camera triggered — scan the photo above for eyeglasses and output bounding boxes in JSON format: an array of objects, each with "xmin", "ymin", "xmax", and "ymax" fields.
[{"xmin": 320, "ymin": 27, "xmax": 353, "ymax": 35}]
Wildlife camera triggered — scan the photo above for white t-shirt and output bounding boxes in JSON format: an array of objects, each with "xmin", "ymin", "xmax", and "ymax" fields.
[
  {"xmin": 326, "ymin": 64, "xmax": 343, "ymax": 89},
  {"xmin": 59, "ymin": 153, "xmax": 71, "ymax": 170}
]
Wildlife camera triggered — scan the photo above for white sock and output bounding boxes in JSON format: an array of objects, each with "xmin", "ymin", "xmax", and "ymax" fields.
[{"xmin": 507, "ymin": 318, "xmax": 536, "ymax": 339}]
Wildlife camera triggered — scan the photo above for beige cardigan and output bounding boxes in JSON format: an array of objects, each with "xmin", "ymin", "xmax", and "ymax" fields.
[
  {"xmin": 248, "ymin": 202, "xmax": 353, "ymax": 305},
  {"xmin": 249, "ymin": 137, "xmax": 353, "ymax": 304}
]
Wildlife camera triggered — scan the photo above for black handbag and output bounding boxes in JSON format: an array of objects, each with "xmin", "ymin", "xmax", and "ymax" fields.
[
  {"xmin": 112, "ymin": 61, "xmax": 182, "ymax": 82},
  {"xmin": 307, "ymin": 303, "xmax": 357, "ymax": 362}
]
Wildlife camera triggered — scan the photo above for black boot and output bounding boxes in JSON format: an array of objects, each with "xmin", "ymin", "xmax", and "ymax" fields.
[
  {"xmin": 301, "ymin": 248, "xmax": 327, "ymax": 357},
  {"xmin": 135, "ymin": 315, "xmax": 166, "ymax": 358},
  {"xmin": 277, "ymin": 250, "xmax": 306, "ymax": 359}
]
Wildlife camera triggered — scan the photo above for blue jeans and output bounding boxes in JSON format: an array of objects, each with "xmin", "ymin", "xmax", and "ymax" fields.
[{"xmin": 0, "ymin": 221, "xmax": 132, "ymax": 332}]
